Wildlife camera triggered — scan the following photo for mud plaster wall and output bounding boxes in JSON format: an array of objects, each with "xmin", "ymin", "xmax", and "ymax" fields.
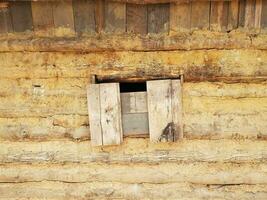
[{"xmin": 0, "ymin": 30, "xmax": 267, "ymax": 199}]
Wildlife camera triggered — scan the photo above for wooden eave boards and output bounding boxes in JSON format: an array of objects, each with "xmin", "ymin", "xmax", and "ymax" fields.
[{"xmin": 87, "ymin": 79, "xmax": 182, "ymax": 146}]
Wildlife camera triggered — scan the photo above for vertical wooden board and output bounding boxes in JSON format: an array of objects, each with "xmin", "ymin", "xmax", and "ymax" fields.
[
  {"xmin": 254, "ymin": 0, "xmax": 262, "ymax": 28},
  {"xmin": 239, "ymin": 0, "xmax": 246, "ymax": 27},
  {"xmin": 210, "ymin": 1, "xmax": 229, "ymax": 32},
  {"xmin": 228, "ymin": 0, "xmax": 239, "ymax": 30},
  {"xmin": 170, "ymin": 2, "xmax": 191, "ymax": 32},
  {"xmin": 87, "ymin": 84, "xmax": 102, "ymax": 146},
  {"xmin": 244, "ymin": 0, "xmax": 256, "ymax": 28},
  {"xmin": 95, "ymin": 0, "xmax": 105, "ymax": 33},
  {"xmin": 148, "ymin": 3, "xmax": 170, "ymax": 34},
  {"xmin": 0, "ymin": 3, "xmax": 13, "ymax": 34},
  {"xmin": 147, "ymin": 80, "xmax": 172, "ymax": 142},
  {"xmin": 53, "ymin": 0, "xmax": 74, "ymax": 30},
  {"xmin": 262, "ymin": 0, "xmax": 267, "ymax": 28},
  {"xmin": 126, "ymin": 4, "xmax": 147, "ymax": 34},
  {"xmin": 105, "ymin": 1, "xmax": 126, "ymax": 33},
  {"xmin": 191, "ymin": 1, "xmax": 210, "ymax": 30},
  {"xmin": 31, "ymin": 1, "xmax": 54, "ymax": 31},
  {"xmin": 10, "ymin": 2, "xmax": 33, "ymax": 32},
  {"xmin": 171, "ymin": 80, "xmax": 183, "ymax": 140},
  {"xmin": 100, "ymin": 83, "xmax": 122, "ymax": 145},
  {"xmin": 121, "ymin": 92, "xmax": 147, "ymax": 114},
  {"xmin": 73, "ymin": 0, "xmax": 96, "ymax": 34}
]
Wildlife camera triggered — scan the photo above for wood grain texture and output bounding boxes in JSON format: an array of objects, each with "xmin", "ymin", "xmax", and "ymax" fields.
[
  {"xmin": 210, "ymin": 1, "xmax": 229, "ymax": 31},
  {"xmin": 262, "ymin": 0, "xmax": 267, "ymax": 28},
  {"xmin": 87, "ymin": 84, "xmax": 102, "ymax": 146},
  {"xmin": 170, "ymin": 2, "xmax": 191, "ymax": 32},
  {"xmin": 105, "ymin": 1, "xmax": 126, "ymax": 33},
  {"xmin": 31, "ymin": 1, "xmax": 54, "ymax": 31},
  {"xmin": 126, "ymin": 4, "xmax": 147, "ymax": 34},
  {"xmin": 171, "ymin": 79, "xmax": 183, "ymax": 139},
  {"xmin": 95, "ymin": 0, "xmax": 105, "ymax": 33},
  {"xmin": 238, "ymin": 0, "xmax": 246, "ymax": 27},
  {"xmin": 228, "ymin": 0, "xmax": 239, "ymax": 30},
  {"xmin": 53, "ymin": 0, "xmax": 74, "ymax": 30},
  {"xmin": 73, "ymin": 0, "xmax": 96, "ymax": 34},
  {"xmin": 254, "ymin": 0, "xmax": 262, "ymax": 28},
  {"xmin": 244, "ymin": 0, "xmax": 256, "ymax": 29},
  {"xmin": 147, "ymin": 80, "xmax": 173, "ymax": 142},
  {"xmin": 100, "ymin": 83, "xmax": 122, "ymax": 145},
  {"xmin": 191, "ymin": 1, "xmax": 210, "ymax": 30},
  {"xmin": 122, "ymin": 113, "xmax": 149, "ymax": 135},
  {"xmin": 121, "ymin": 92, "xmax": 147, "ymax": 114},
  {"xmin": 148, "ymin": 3, "xmax": 170, "ymax": 33},
  {"xmin": 10, "ymin": 1, "xmax": 33, "ymax": 32},
  {"xmin": 0, "ymin": 4, "xmax": 12, "ymax": 34}
]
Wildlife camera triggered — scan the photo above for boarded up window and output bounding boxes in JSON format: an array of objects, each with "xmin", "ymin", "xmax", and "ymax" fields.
[{"xmin": 87, "ymin": 79, "xmax": 182, "ymax": 146}]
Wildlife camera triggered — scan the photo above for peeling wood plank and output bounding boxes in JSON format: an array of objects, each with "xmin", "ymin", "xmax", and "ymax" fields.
[
  {"xmin": 190, "ymin": 1, "xmax": 210, "ymax": 30},
  {"xmin": 105, "ymin": 1, "xmax": 126, "ymax": 33},
  {"xmin": 53, "ymin": 0, "xmax": 74, "ymax": 30},
  {"xmin": 126, "ymin": 4, "xmax": 147, "ymax": 34},
  {"xmin": 148, "ymin": 3, "xmax": 170, "ymax": 33},
  {"xmin": 73, "ymin": 0, "xmax": 96, "ymax": 34},
  {"xmin": 147, "ymin": 80, "xmax": 173, "ymax": 142},
  {"xmin": 228, "ymin": 0, "xmax": 239, "ymax": 30},
  {"xmin": 31, "ymin": 1, "xmax": 54, "ymax": 31},
  {"xmin": 210, "ymin": 1, "xmax": 229, "ymax": 31},
  {"xmin": 0, "ymin": 3, "xmax": 12, "ymax": 34},
  {"xmin": 10, "ymin": 1, "xmax": 33, "ymax": 32},
  {"xmin": 170, "ymin": 2, "xmax": 191, "ymax": 32},
  {"xmin": 87, "ymin": 84, "xmax": 102, "ymax": 146},
  {"xmin": 100, "ymin": 83, "xmax": 122, "ymax": 145}
]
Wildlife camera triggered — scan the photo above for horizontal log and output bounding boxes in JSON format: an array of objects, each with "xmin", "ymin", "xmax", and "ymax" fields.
[
  {"xmin": 0, "ymin": 50, "xmax": 266, "ymax": 81},
  {"xmin": 1, "ymin": 162, "xmax": 266, "ymax": 185},
  {"xmin": 1, "ymin": 139, "xmax": 266, "ymax": 163},
  {"xmin": 0, "ymin": 181, "xmax": 266, "ymax": 200},
  {"xmin": 1, "ymin": 31, "xmax": 265, "ymax": 52}
]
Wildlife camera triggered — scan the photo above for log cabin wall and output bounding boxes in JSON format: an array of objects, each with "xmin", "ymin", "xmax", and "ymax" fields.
[{"xmin": 0, "ymin": 0, "xmax": 267, "ymax": 199}]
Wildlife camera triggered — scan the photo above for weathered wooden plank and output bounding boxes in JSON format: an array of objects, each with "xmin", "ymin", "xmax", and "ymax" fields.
[
  {"xmin": 10, "ymin": 1, "xmax": 33, "ymax": 32},
  {"xmin": 122, "ymin": 113, "xmax": 149, "ymax": 135},
  {"xmin": 191, "ymin": 1, "xmax": 210, "ymax": 30},
  {"xmin": 100, "ymin": 83, "xmax": 122, "ymax": 145},
  {"xmin": 0, "ymin": 3, "xmax": 12, "ymax": 34},
  {"xmin": 31, "ymin": 1, "xmax": 54, "ymax": 32},
  {"xmin": 262, "ymin": 0, "xmax": 267, "ymax": 28},
  {"xmin": 147, "ymin": 80, "xmax": 173, "ymax": 142},
  {"xmin": 238, "ymin": 0, "xmax": 246, "ymax": 27},
  {"xmin": 121, "ymin": 92, "xmax": 147, "ymax": 114},
  {"xmin": 254, "ymin": 0, "xmax": 262, "ymax": 29},
  {"xmin": 210, "ymin": 1, "xmax": 229, "ymax": 31},
  {"xmin": 126, "ymin": 4, "xmax": 147, "ymax": 34},
  {"xmin": 73, "ymin": 0, "xmax": 96, "ymax": 34},
  {"xmin": 170, "ymin": 2, "xmax": 191, "ymax": 32},
  {"xmin": 171, "ymin": 79, "xmax": 183, "ymax": 139},
  {"xmin": 228, "ymin": 0, "xmax": 239, "ymax": 30},
  {"xmin": 148, "ymin": 3, "xmax": 170, "ymax": 33},
  {"xmin": 53, "ymin": 0, "xmax": 74, "ymax": 30},
  {"xmin": 105, "ymin": 1, "xmax": 126, "ymax": 33},
  {"xmin": 87, "ymin": 84, "xmax": 102, "ymax": 146},
  {"xmin": 95, "ymin": 0, "xmax": 105, "ymax": 33}
]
